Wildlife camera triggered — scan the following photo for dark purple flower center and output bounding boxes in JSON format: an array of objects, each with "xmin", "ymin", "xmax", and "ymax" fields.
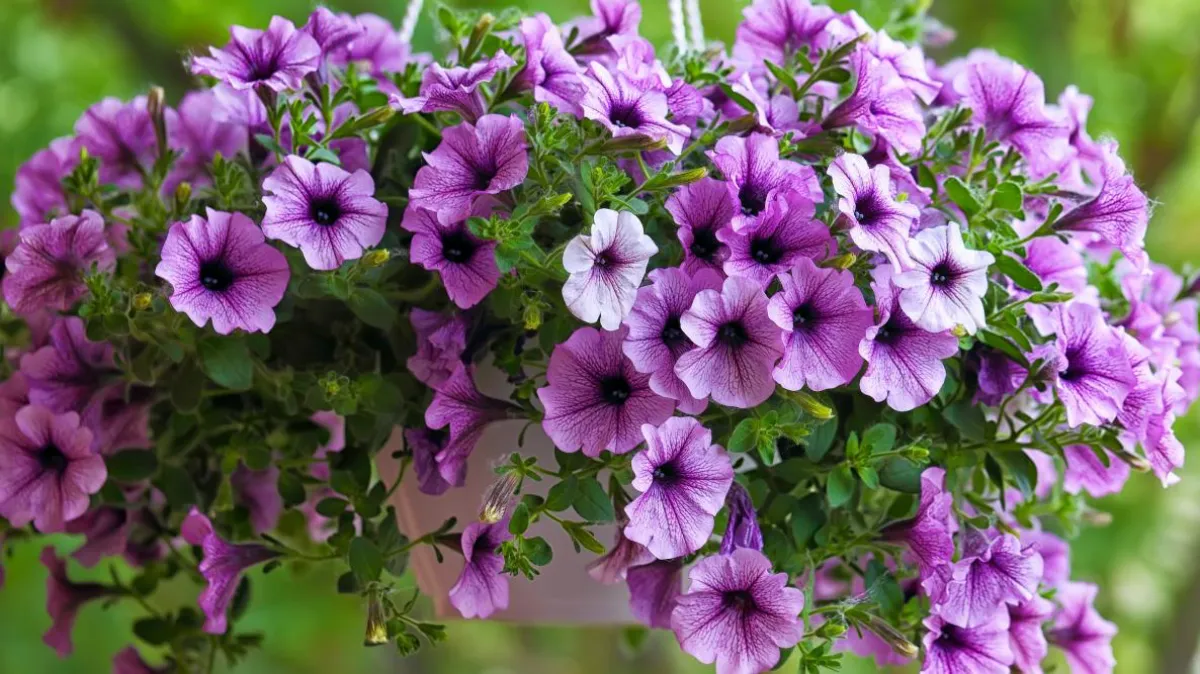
[
  {"xmin": 1060, "ymin": 347, "xmax": 1085, "ymax": 382},
  {"xmin": 792, "ymin": 302, "xmax": 817, "ymax": 328},
  {"xmin": 38, "ymin": 444, "xmax": 68, "ymax": 474},
  {"xmin": 722, "ymin": 589, "xmax": 758, "ymax": 614},
  {"xmin": 473, "ymin": 166, "xmax": 497, "ymax": 191},
  {"xmin": 440, "ymin": 229, "xmax": 477, "ymax": 264},
  {"xmin": 935, "ymin": 624, "xmax": 964, "ymax": 650},
  {"xmin": 738, "ymin": 184, "xmax": 767, "ymax": 217},
  {"xmin": 608, "ymin": 102, "xmax": 644, "ymax": 129},
  {"xmin": 310, "ymin": 196, "xmax": 342, "ymax": 226},
  {"xmin": 718, "ymin": 321, "xmax": 749, "ymax": 347},
  {"xmin": 930, "ymin": 261, "xmax": 956, "ymax": 287},
  {"xmin": 660, "ymin": 316, "xmax": 688, "ymax": 347},
  {"xmin": 594, "ymin": 251, "xmax": 616, "ymax": 269},
  {"xmin": 749, "ymin": 235, "xmax": 782, "ymax": 265},
  {"xmin": 199, "ymin": 260, "xmax": 235, "ymax": 292},
  {"xmin": 853, "ymin": 193, "xmax": 884, "ymax": 227},
  {"xmin": 651, "ymin": 461, "xmax": 679, "ymax": 485},
  {"xmin": 689, "ymin": 227, "xmax": 720, "ymax": 261},
  {"xmin": 874, "ymin": 318, "xmax": 904, "ymax": 346},
  {"xmin": 600, "ymin": 375, "xmax": 632, "ymax": 405}
]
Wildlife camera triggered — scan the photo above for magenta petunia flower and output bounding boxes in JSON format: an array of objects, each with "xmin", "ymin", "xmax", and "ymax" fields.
[
  {"xmin": 425, "ymin": 365, "xmax": 515, "ymax": 487},
  {"xmin": 864, "ymin": 29, "xmax": 942, "ymax": 105},
  {"xmin": 588, "ymin": 524, "xmax": 654, "ymax": 584},
  {"xmin": 924, "ymin": 530, "xmax": 1043, "ymax": 628},
  {"xmin": 709, "ymin": 133, "xmax": 821, "ymax": 232},
  {"xmin": 767, "ymin": 258, "xmax": 873, "ymax": 392},
  {"xmin": 181, "ymin": 509, "xmax": 282, "ymax": 634},
  {"xmin": 302, "ymin": 7, "xmax": 362, "ymax": 56},
  {"xmin": 406, "ymin": 309, "xmax": 468, "ymax": 388},
  {"xmin": 64, "ymin": 506, "xmax": 130, "ymax": 567},
  {"xmin": 165, "ymin": 90, "xmax": 247, "ymax": 191},
  {"xmin": 719, "ymin": 191, "xmax": 832, "ymax": 287},
  {"xmin": 394, "ymin": 51, "xmax": 516, "ymax": 121},
  {"xmin": 406, "ymin": 427, "xmax": 452, "ymax": 496},
  {"xmin": 539, "ymin": 326, "xmax": 674, "ymax": 456},
  {"xmin": 74, "ymin": 97, "xmax": 156, "ymax": 189},
  {"xmin": 1048, "ymin": 582, "xmax": 1117, "ymax": 674},
  {"xmin": 828, "ymin": 152, "xmax": 918, "ymax": 269},
  {"xmin": 3, "ymin": 210, "xmax": 115, "ymax": 315},
  {"xmin": 409, "ymin": 114, "xmax": 528, "ymax": 225},
  {"xmin": 20, "ymin": 316, "xmax": 114, "ymax": 413},
  {"xmin": 719, "ymin": 483, "xmax": 764, "ymax": 555},
  {"xmin": 1037, "ymin": 302, "xmax": 1136, "ymax": 428},
  {"xmin": 12, "ymin": 137, "xmax": 78, "ymax": 225},
  {"xmin": 402, "ymin": 205, "xmax": 501, "ymax": 309},
  {"xmin": 1024, "ymin": 529, "xmax": 1070, "ymax": 587},
  {"xmin": 623, "ymin": 267, "xmax": 722, "ymax": 414},
  {"xmin": 0, "ymin": 406, "xmax": 104, "ymax": 533},
  {"xmin": 676, "ymin": 275, "xmax": 784, "ymax": 408},
  {"xmin": 563, "ymin": 209, "xmax": 658, "ymax": 331},
  {"xmin": 1008, "ymin": 595, "xmax": 1054, "ymax": 673},
  {"xmin": 1055, "ymin": 142, "xmax": 1149, "ymax": 270},
  {"xmin": 450, "ymin": 519, "xmax": 512, "ymax": 619},
  {"xmin": 733, "ymin": 0, "xmax": 839, "ymax": 65},
  {"xmin": 672, "ymin": 549, "xmax": 805, "ymax": 674},
  {"xmin": 155, "ymin": 208, "xmax": 290, "ymax": 335},
  {"xmin": 570, "ymin": 0, "xmax": 641, "ymax": 55},
  {"xmin": 666, "ymin": 177, "xmax": 736, "ymax": 277},
  {"xmin": 625, "ymin": 417, "xmax": 733, "ymax": 560},
  {"xmin": 859, "ymin": 266, "xmax": 960, "ymax": 412},
  {"xmin": 191, "ymin": 17, "xmax": 321, "ymax": 92},
  {"xmin": 231, "ymin": 463, "xmax": 283, "ymax": 534},
  {"xmin": 515, "ymin": 14, "xmax": 586, "ymax": 115},
  {"xmin": 1145, "ymin": 367, "xmax": 1187, "ymax": 486},
  {"xmin": 261, "ymin": 155, "xmax": 387, "ymax": 270},
  {"xmin": 628, "ymin": 559, "xmax": 683, "ymax": 629},
  {"xmin": 580, "ymin": 63, "xmax": 690, "ymax": 155},
  {"xmin": 882, "ymin": 466, "xmax": 954, "ymax": 577},
  {"xmin": 331, "ymin": 14, "xmax": 411, "ymax": 76},
  {"xmin": 1063, "ymin": 444, "xmax": 1129, "ymax": 499},
  {"xmin": 113, "ymin": 646, "xmax": 169, "ymax": 674},
  {"xmin": 41, "ymin": 546, "xmax": 115, "ymax": 657},
  {"xmin": 824, "ymin": 49, "xmax": 925, "ymax": 156},
  {"xmin": 921, "ymin": 613, "xmax": 1014, "ymax": 674},
  {"xmin": 894, "ymin": 224, "xmax": 995, "ymax": 334},
  {"xmin": 0, "ymin": 372, "xmax": 30, "ymax": 421},
  {"xmin": 975, "ymin": 349, "xmax": 1028, "ymax": 406}
]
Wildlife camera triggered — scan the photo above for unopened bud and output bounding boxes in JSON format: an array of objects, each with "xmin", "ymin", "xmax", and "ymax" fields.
[
  {"xmin": 1110, "ymin": 444, "xmax": 1152, "ymax": 473},
  {"xmin": 902, "ymin": 445, "xmax": 930, "ymax": 462},
  {"xmin": 174, "ymin": 181, "xmax": 192, "ymax": 208},
  {"xmin": 480, "ymin": 471, "xmax": 520, "ymax": 523},
  {"xmin": 726, "ymin": 114, "xmax": 759, "ymax": 135},
  {"xmin": 147, "ymin": 86, "xmax": 168, "ymax": 155},
  {"xmin": 792, "ymin": 391, "xmax": 834, "ymax": 420},
  {"xmin": 820, "ymin": 253, "xmax": 857, "ymax": 270},
  {"xmin": 1082, "ymin": 510, "xmax": 1113, "ymax": 527},
  {"xmin": 653, "ymin": 167, "xmax": 708, "ymax": 190},
  {"xmin": 363, "ymin": 590, "xmax": 389, "ymax": 646},
  {"xmin": 522, "ymin": 303, "xmax": 543, "ymax": 332},
  {"xmin": 592, "ymin": 134, "xmax": 669, "ymax": 155},
  {"xmin": 350, "ymin": 106, "xmax": 395, "ymax": 133},
  {"xmin": 951, "ymin": 325, "xmax": 968, "ymax": 338},
  {"xmin": 529, "ymin": 193, "xmax": 573, "ymax": 218},
  {"xmin": 361, "ymin": 249, "xmax": 391, "ymax": 268},
  {"xmin": 815, "ymin": 619, "xmax": 846, "ymax": 639},
  {"xmin": 132, "ymin": 293, "xmax": 154, "ymax": 311},
  {"xmin": 862, "ymin": 614, "xmax": 919, "ymax": 658}
]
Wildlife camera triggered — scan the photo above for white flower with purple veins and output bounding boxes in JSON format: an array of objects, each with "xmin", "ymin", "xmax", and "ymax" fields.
[
  {"xmin": 895, "ymin": 224, "xmax": 995, "ymax": 334},
  {"xmin": 563, "ymin": 209, "xmax": 658, "ymax": 331}
]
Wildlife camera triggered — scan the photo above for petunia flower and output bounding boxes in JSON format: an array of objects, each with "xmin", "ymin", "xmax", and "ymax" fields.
[
  {"xmin": 41, "ymin": 546, "xmax": 116, "ymax": 657},
  {"xmin": 1063, "ymin": 444, "xmax": 1130, "ymax": 499},
  {"xmin": 402, "ymin": 205, "xmax": 501, "ymax": 309},
  {"xmin": 767, "ymin": 258, "xmax": 874, "ymax": 392},
  {"xmin": 393, "ymin": 51, "xmax": 517, "ymax": 121},
  {"xmin": 112, "ymin": 646, "xmax": 169, "ymax": 674},
  {"xmin": 64, "ymin": 506, "xmax": 131, "ymax": 568},
  {"xmin": 406, "ymin": 427, "xmax": 452, "ymax": 496},
  {"xmin": 881, "ymin": 466, "xmax": 954, "ymax": 577},
  {"xmin": 1055, "ymin": 141, "xmax": 1149, "ymax": 270},
  {"xmin": 1024, "ymin": 529, "xmax": 1070, "ymax": 587},
  {"xmin": 865, "ymin": 29, "xmax": 942, "ymax": 105},
  {"xmin": 409, "ymin": 114, "xmax": 529, "ymax": 224},
  {"xmin": 12, "ymin": 137, "xmax": 78, "ymax": 225},
  {"xmin": 588, "ymin": 521, "xmax": 655, "ymax": 584},
  {"xmin": 539, "ymin": 326, "xmax": 675, "ymax": 456},
  {"xmin": 709, "ymin": 133, "xmax": 821, "ymax": 232},
  {"xmin": 405, "ymin": 309, "xmax": 468, "ymax": 388},
  {"xmin": 628, "ymin": 559, "xmax": 684, "ymax": 629},
  {"xmin": 894, "ymin": 224, "xmax": 995, "ymax": 334},
  {"xmin": 719, "ymin": 483, "xmax": 764, "ymax": 555},
  {"xmin": 190, "ymin": 17, "xmax": 321, "ymax": 92},
  {"xmin": 1047, "ymin": 582, "xmax": 1117, "ymax": 674},
  {"xmin": 1145, "ymin": 367, "xmax": 1187, "ymax": 486},
  {"xmin": 824, "ymin": 50, "xmax": 925, "ymax": 156},
  {"xmin": 921, "ymin": 613, "xmax": 1014, "ymax": 674},
  {"xmin": 666, "ymin": 177, "xmax": 736, "ymax": 276},
  {"xmin": 733, "ymin": 0, "xmax": 839, "ymax": 66},
  {"xmin": 563, "ymin": 209, "xmax": 658, "ymax": 330},
  {"xmin": 924, "ymin": 529, "xmax": 1043, "ymax": 628},
  {"xmin": 165, "ymin": 90, "xmax": 247, "ymax": 191},
  {"xmin": 676, "ymin": 276, "xmax": 784, "ymax": 408},
  {"xmin": 182, "ymin": 509, "xmax": 282, "ymax": 634},
  {"xmin": 672, "ymin": 549, "xmax": 805, "ymax": 674},
  {"xmin": 0, "ymin": 406, "xmax": 105, "ymax": 532},
  {"xmin": 450, "ymin": 519, "xmax": 512, "ymax": 619},
  {"xmin": 1036, "ymin": 302, "xmax": 1136, "ymax": 428},
  {"xmin": 301, "ymin": 7, "xmax": 363, "ymax": 56},
  {"xmin": 330, "ymin": 14, "xmax": 411, "ymax": 76},
  {"xmin": 261, "ymin": 155, "xmax": 387, "ymax": 270},
  {"xmin": 1008, "ymin": 595, "xmax": 1055, "ymax": 674},
  {"xmin": 3, "ymin": 210, "xmax": 115, "ymax": 315},
  {"xmin": 625, "ymin": 417, "xmax": 734, "ymax": 560},
  {"xmin": 425, "ymin": 365, "xmax": 516, "ymax": 487},
  {"xmin": 155, "ymin": 209, "xmax": 290, "ymax": 335},
  {"xmin": 859, "ymin": 266, "xmax": 960, "ymax": 412},
  {"xmin": 569, "ymin": 0, "xmax": 642, "ymax": 56},
  {"xmin": 580, "ymin": 63, "xmax": 690, "ymax": 155},
  {"xmin": 719, "ymin": 191, "xmax": 832, "ymax": 287},
  {"xmin": 828, "ymin": 152, "xmax": 918, "ymax": 269},
  {"xmin": 231, "ymin": 463, "xmax": 283, "ymax": 534},
  {"xmin": 74, "ymin": 97, "xmax": 156, "ymax": 189},
  {"xmin": 514, "ymin": 14, "xmax": 586, "ymax": 116},
  {"xmin": 20, "ymin": 316, "xmax": 114, "ymax": 413}
]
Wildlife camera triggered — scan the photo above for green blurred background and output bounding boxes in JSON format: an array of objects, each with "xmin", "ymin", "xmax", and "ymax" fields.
[{"xmin": 2, "ymin": 0, "xmax": 1199, "ymax": 671}]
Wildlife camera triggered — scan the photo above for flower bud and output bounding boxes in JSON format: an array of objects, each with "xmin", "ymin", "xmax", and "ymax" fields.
[
  {"xmin": 363, "ymin": 589, "xmax": 389, "ymax": 647},
  {"xmin": 147, "ymin": 86, "xmax": 168, "ymax": 156},
  {"xmin": 726, "ymin": 114, "xmax": 760, "ymax": 135},
  {"xmin": 719, "ymin": 483, "xmax": 763, "ymax": 554},
  {"xmin": 522, "ymin": 303, "xmax": 543, "ymax": 332},
  {"xmin": 820, "ymin": 253, "xmax": 857, "ymax": 270},
  {"xmin": 132, "ymin": 293, "xmax": 154, "ymax": 311},
  {"xmin": 653, "ymin": 167, "xmax": 709, "ymax": 190},
  {"xmin": 815, "ymin": 619, "xmax": 846, "ymax": 639},
  {"xmin": 591, "ymin": 134, "xmax": 669, "ymax": 155},
  {"xmin": 862, "ymin": 614, "xmax": 919, "ymax": 658},
  {"xmin": 951, "ymin": 325, "xmax": 968, "ymax": 338},
  {"xmin": 361, "ymin": 249, "xmax": 391, "ymax": 268},
  {"xmin": 480, "ymin": 470, "xmax": 520, "ymax": 523},
  {"xmin": 791, "ymin": 391, "xmax": 834, "ymax": 420},
  {"xmin": 1110, "ymin": 444, "xmax": 1152, "ymax": 473}
]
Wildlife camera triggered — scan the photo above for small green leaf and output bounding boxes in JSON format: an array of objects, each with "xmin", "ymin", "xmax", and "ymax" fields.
[
  {"xmin": 826, "ymin": 465, "xmax": 855, "ymax": 508},
  {"xmin": 348, "ymin": 289, "xmax": 398, "ymax": 330},
  {"xmin": 976, "ymin": 330, "xmax": 1031, "ymax": 369},
  {"xmin": 991, "ymin": 182, "xmax": 1024, "ymax": 212},
  {"xmin": 728, "ymin": 418, "xmax": 757, "ymax": 454},
  {"xmin": 862, "ymin": 423, "xmax": 897, "ymax": 454},
  {"xmin": 994, "ymin": 255, "xmax": 1044, "ymax": 292},
  {"xmin": 349, "ymin": 537, "xmax": 383, "ymax": 585},
  {"xmin": 316, "ymin": 497, "xmax": 348, "ymax": 517},
  {"xmin": 865, "ymin": 559, "xmax": 904, "ymax": 617},
  {"xmin": 509, "ymin": 502, "xmax": 531, "ymax": 535},
  {"xmin": 524, "ymin": 536, "xmax": 553, "ymax": 566},
  {"xmin": 857, "ymin": 465, "xmax": 880, "ymax": 490},
  {"xmin": 996, "ymin": 450, "xmax": 1039, "ymax": 498},
  {"xmin": 544, "ymin": 476, "xmax": 578, "ymax": 512},
  {"xmin": 572, "ymin": 479, "xmax": 615, "ymax": 523},
  {"xmin": 199, "ymin": 337, "xmax": 254, "ymax": 391},
  {"xmin": 170, "ymin": 361, "xmax": 205, "ymax": 413},
  {"xmin": 133, "ymin": 617, "xmax": 173, "ymax": 646},
  {"xmin": 154, "ymin": 465, "xmax": 198, "ymax": 509},
  {"xmin": 803, "ymin": 419, "xmax": 837, "ymax": 461},
  {"xmin": 105, "ymin": 450, "xmax": 159, "ymax": 482},
  {"xmin": 878, "ymin": 458, "xmax": 924, "ymax": 493},
  {"xmin": 277, "ymin": 470, "xmax": 306, "ymax": 508},
  {"xmin": 789, "ymin": 494, "xmax": 826, "ymax": 548},
  {"xmin": 944, "ymin": 400, "xmax": 988, "ymax": 443},
  {"xmin": 944, "ymin": 177, "xmax": 982, "ymax": 216}
]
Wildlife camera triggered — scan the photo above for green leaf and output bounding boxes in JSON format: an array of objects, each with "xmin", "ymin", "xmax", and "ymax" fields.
[
  {"xmin": 826, "ymin": 465, "xmax": 855, "ymax": 508},
  {"xmin": 944, "ymin": 400, "xmax": 988, "ymax": 442},
  {"xmin": 862, "ymin": 423, "xmax": 897, "ymax": 454},
  {"xmin": 856, "ymin": 465, "xmax": 880, "ymax": 490},
  {"xmin": 170, "ymin": 361, "xmax": 205, "ymax": 413},
  {"xmin": 563, "ymin": 521, "xmax": 606, "ymax": 554},
  {"xmin": 316, "ymin": 497, "xmax": 348, "ymax": 517},
  {"xmin": 105, "ymin": 450, "xmax": 159, "ymax": 482},
  {"xmin": 133, "ymin": 617, "xmax": 173, "ymax": 646},
  {"xmin": 996, "ymin": 450, "xmax": 1039, "ymax": 498},
  {"xmin": 994, "ymin": 255, "xmax": 1043, "ymax": 292},
  {"xmin": 763, "ymin": 60, "xmax": 800, "ymax": 96},
  {"xmin": 991, "ymin": 182, "xmax": 1024, "ymax": 212},
  {"xmin": 509, "ymin": 502, "xmax": 531, "ymax": 535},
  {"xmin": 717, "ymin": 83, "xmax": 757, "ymax": 117},
  {"xmin": 544, "ymin": 475, "xmax": 578, "ymax": 512},
  {"xmin": 728, "ymin": 418, "xmax": 757, "ymax": 454},
  {"xmin": 524, "ymin": 536, "xmax": 553, "ymax": 566},
  {"xmin": 277, "ymin": 470, "xmax": 306, "ymax": 508},
  {"xmin": 154, "ymin": 465, "xmax": 198, "ymax": 509},
  {"xmin": 976, "ymin": 330, "xmax": 1031, "ymax": 369},
  {"xmin": 803, "ymin": 419, "xmax": 837, "ymax": 461},
  {"xmin": 944, "ymin": 177, "xmax": 982, "ymax": 217},
  {"xmin": 349, "ymin": 537, "xmax": 383, "ymax": 585},
  {"xmin": 348, "ymin": 289, "xmax": 398, "ymax": 330},
  {"xmin": 572, "ymin": 479, "xmax": 615, "ymax": 523},
  {"xmin": 789, "ymin": 494, "xmax": 826, "ymax": 548},
  {"xmin": 336, "ymin": 571, "xmax": 360, "ymax": 594},
  {"xmin": 878, "ymin": 458, "xmax": 924, "ymax": 493},
  {"xmin": 199, "ymin": 337, "xmax": 253, "ymax": 391},
  {"xmin": 865, "ymin": 559, "xmax": 904, "ymax": 617}
]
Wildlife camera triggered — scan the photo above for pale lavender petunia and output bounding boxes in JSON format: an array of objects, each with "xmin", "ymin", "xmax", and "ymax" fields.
[
  {"xmin": 921, "ymin": 613, "xmax": 1014, "ymax": 674},
  {"xmin": 628, "ymin": 559, "xmax": 683, "ymax": 629},
  {"xmin": 719, "ymin": 191, "xmax": 832, "ymax": 287},
  {"xmin": 622, "ymin": 267, "xmax": 722, "ymax": 414},
  {"xmin": 64, "ymin": 506, "xmax": 131, "ymax": 568},
  {"xmin": 824, "ymin": 49, "xmax": 925, "ymax": 156},
  {"xmin": 1114, "ymin": 331, "xmax": 1163, "ymax": 441},
  {"xmin": 191, "ymin": 17, "xmax": 321, "ymax": 92},
  {"xmin": 1024, "ymin": 529, "xmax": 1070, "ymax": 587},
  {"xmin": 405, "ymin": 309, "xmax": 468, "ymax": 388},
  {"xmin": 828, "ymin": 152, "xmax": 918, "ymax": 269},
  {"xmin": 563, "ymin": 209, "xmax": 658, "ymax": 331},
  {"xmin": 165, "ymin": 90, "xmax": 247, "ymax": 191},
  {"xmin": 12, "ymin": 137, "xmax": 78, "ymax": 225},
  {"xmin": 74, "ymin": 97, "xmax": 156, "ymax": 189},
  {"xmin": 409, "ymin": 114, "xmax": 528, "ymax": 224},
  {"xmin": 20, "ymin": 316, "xmax": 114, "ymax": 413},
  {"xmin": 394, "ymin": 51, "xmax": 517, "ymax": 121},
  {"xmin": 155, "ymin": 209, "xmax": 290, "ymax": 335},
  {"xmin": 1048, "ymin": 582, "xmax": 1117, "ymax": 674},
  {"xmin": 402, "ymin": 205, "xmax": 501, "ymax": 310},
  {"xmin": 676, "ymin": 276, "xmax": 784, "ymax": 408},
  {"xmin": 625, "ymin": 417, "xmax": 733, "ymax": 560},
  {"xmin": 261, "ymin": 155, "xmax": 387, "ymax": 270},
  {"xmin": 666, "ymin": 178, "xmax": 736, "ymax": 277},
  {"xmin": 733, "ymin": 0, "xmax": 839, "ymax": 66},
  {"xmin": 515, "ymin": 14, "xmax": 586, "ymax": 115},
  {"xmin": 768, "ymin": 257, "xmax": 873, "ymax": 392},
  {"xmin": 867, "ymin": 30, "xmax": 942, "ymax": 105},
  {"xmin": 539, "ymin": 326, "xmax": 674, "ymax": 456},
  {"xmin": 41, "ymin": 546, "xmax": 115, "ymax": 657},
  {"xmin": 672, "ymin": 549, "xmax": 805, "ymax": 674},
  {"xmin": 719, "ymin": 483, "xmax": 764, "ymax": 555},
  {"xmin": 1055, "ymin": 141, "xmax": 1149, "ymax": 270},
  {"xmin": 580, "ymin": 63, "xmax": 690, "ymax": 155},
  {"xmin": 975, "ymin": 349, "xmax": 1027, "ymax": 406},
  {"xmin": 895, "ymin": 224, "xmax": 995, "ymax": 334},
  {"xmin": 425, "ymin": 365, "xmax": 516, "ymax": 487},
  {"xmin": 859, "ymin": 266, "xmax": 960, "ymax": 412},
  {"xmin": 3, "ymin": 210, "xmax": 115, "ymax": 315},
  {"xmin": 1145, "ymin": 367, "xmax": 1187, "ymax": 486},
  {"xmin": 1009, "ymin": 595, "xmax": 1054, "ymax": 674},
  {"xmin": 882, "ymin": 466, "xmax": 954, "ymax": 577},
  {"xmin": 1037, "ymin": 302, "xmax": 1136, "ymax": 428},
  {"xmin": 450, "ymin": 519, "xmax": 512, "ymax": 619},
  {"xmin": 709, "ymin": 133, "xmax": 821, "ymax": 232},
  {"xmin": 924, "ymin": 530, "xmax": 1043, "ymax": 628}
]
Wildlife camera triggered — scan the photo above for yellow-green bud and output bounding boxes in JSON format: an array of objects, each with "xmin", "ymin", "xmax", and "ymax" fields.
[
  {"xmin": 363, "ymin": 590, "xmax": 389, "ymax": 647},
  {"xmin": 820, "ymin": 253, "xmax": 857, "ymax": 270},
  {"xmin": 362, "ymin": 249, "xmax": 391, "ymax": 268},
  {"xmin": 480, "ymin": 471, "xmax": 520, "ymax": 524},
  {"xmin": 792, "ymin": 391, "xmax": 834, "ymax": 420},
  {"xmin": 132, "ymin": 293, "xmax": 154, "ymax": 311}
]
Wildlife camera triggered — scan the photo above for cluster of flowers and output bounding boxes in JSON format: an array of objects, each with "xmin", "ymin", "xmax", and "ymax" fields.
[{"xmin": 0, "ymin": 0, "xmax": 1195, "ymax": 672}]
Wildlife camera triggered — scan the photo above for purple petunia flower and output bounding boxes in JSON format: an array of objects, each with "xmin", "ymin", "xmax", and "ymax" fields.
[
  {"xmin": 859, "ymin": 266, "xmax": 960, "ymax": 412},
  {"xmin": 20, "ymin": 316, "xmax": 114, "ymax": 413},
  {"xmin": 425, "ymin": 365, "xmax": 515, "ymax": 487},
  {"xmin": 588, "ymin": 523, "xmax": 654, "ymax": 584},
  {"xmin": 515, "ymin": 14, "xmax": 587, "ymax": 115},
  {"xmin": 402, "ymin": 205, "xmax": 501, "ymax": 309},
  {"xmin": 882, "ymin": 466, "xmax": 954, "ymax": 577},
  {"xmin": 709, "ymin": 133, "xmax": 821, "ymax": 232},
  {"xmin": 331, "ymin": 14, "xmax": 412, "ymax": 76},
  {"xmin": 155, "ymin": 208, "xmax": 290, "ymax": 335},
  {"xmin": 1055, "ymin": 142, "xmax": 1149, "ymax": 270},
  {"xmin": 1036, "ymin": 302, "xmax": 1136, "ymax": 428},
  {"xmin": 165, "ymin": 90, "xmax": 247, "ymax": 191},
  {"xmin": 450, "ymin": 519, "xmax": 512, "ymax": 619},
  {"xmin": 733, "ymin": 0, "xmax": 839, "ymax": 66},
  {"xmin": 666, "ymin": 178, "xmax": 736, "ymax": 276},
  {"xmin": 824, "ymin": 50, "xmax": 925, "ymax": 156},
  {"xmin": 676, "ymin": 276, "xmax": 784, "ymax": 408},
  {"xmin": 64, "ymin": 506, "xmax": 130, "ymax": 568},
  {"xmin": 12, "ymin": 137, "xmax": 78, "ymax": 225},
  {"xmin": 113, "ymin": 646, "xmax": 169, "ymax": 674},
  {"xmin": 894, "ymin": 224, "xmax": 996, "ymax": 334},
  {"xmin": 395, "ymin": 51, "xmax": 516, "ymax": 121},
  {"xmin": 828, "ymin": 152, "xmax": 918, "ymax": 269},
  {"xmin": 191, "ymin": 17, "xmax": 321, "ymax": 92},
  {"xmin": 672, "ymin": 549, "xmax": 805, "ymax": 674},
  {"xmin": 1024, "ymin": 529, "xmax": 1070, "ymax": 587},
  {"xmin": 409, "ymin": 114, "xmax": 528, "ymax": 224},
  {"xmin": 406, "ymin": 426, "xmax": 452, "ymax": 496},
  {"xmin": 767, "ymin": 257, "xmax": 874, "ymax": 392},
  {"xmin": 628, "ymin": 559, "xmax": 684, "ymax": 629},
  {"xmin": 864, "ymin": 28, "xmax": 942, "ymax": 105},
  {"xmin": 261, "ymin": 155, "xmax": 387, "ymax": 270},
  {"xmin": 231, "ymin": 463, "xmax": 283, "ymax": 534},
  {"xmin": 580, "ymin": 63, "xmax": 690, "ymax": 155},
  {"xmin": 1048, "ymin": 582, "xmax": 1117, "ymax": 674},
  {"xmin": 564, "ymin": 209, "xmax": 658, "ymax": 331},
  {"xmin": 570, "ymin": 0, "xmax": 642, "ymax": 56},
  {"xmin": 3, "ymin": 210, "xmax": 115, "ymax": 315},
  {"xmin": 975, "ymin": 349, "xmax": 1028, "ymax": 406},
  {"xmin": 625, "ymin": 417, "xmax": 733, "ymax": 560},
  {"xmin": 406, "ymin": 309, "xmax": 468, "ymax": 388},
  {"xmin": 1008, "ymin": 595, "xmax": 1054, "ymax": 674},
  {"xmin": 719, "ymin": 191, "xmax": 832, "ymax": 287},
  {"xmin": 924, "ymin": 529, "xmax": 1043, "ymax": 628},
  {"xmin": 1062, "ymin": 444, "xmax": 1129, "ymax": 498},
  {"xmin": 74, "ymin": 97, "xmax": 156, "ymax": 189},
  {"xmin": 41, "ymin": 546, "xmax": 115, "ymax": 657},
  {"xmin": 182, "ymin": 509, "xmax": 282, "ymax": 634},
  {"xmin": 720, "ymin": 483, "xmax": 764, "ymax": 555},
  {"xmin": 302, "ymin": 7, "xmax": 363, "ymax": 56},
  {"xmin": 1145, "ymin": 368, "xmax": 1187, "ymax": 486},
  {"xmin": 0, "ymin": 406, "xmax": 104, "ymax": 533},
  {"xmin": 538, "ymin": 326, "xmax": 674, "ymax": 456},
  {"xmin": 623, "ymin": 267, "xmax": 722, "ymax": 414},
  {"xmin": 921, "ymin": 613, "xmax": 1014, "ymax": 674}
]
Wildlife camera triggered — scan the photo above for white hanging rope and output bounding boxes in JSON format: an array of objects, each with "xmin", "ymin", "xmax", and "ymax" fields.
[
  {"xmin": 399, "ymin": 0, "xmax": 424, "ymax": 43},
  {"xmin": 668, "ymin": 0, "xmax": 688, "ymax": 54},
  {"xmin": 684, "ymin": 0, "xmax": 706, "ymax": 52}
]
